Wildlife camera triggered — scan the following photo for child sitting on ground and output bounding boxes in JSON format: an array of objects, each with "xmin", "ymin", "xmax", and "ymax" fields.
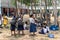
[
  {"xmin": 24, "ymin": 21, "xmax": 28, "ymax": 30},
  {"xmin": 39, "ymin": 23, "xmax": 49, "ymax": 34}
]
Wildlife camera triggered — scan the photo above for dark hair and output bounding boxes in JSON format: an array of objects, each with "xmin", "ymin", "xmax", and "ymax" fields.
[
  {"xmin": 43, "ymin": 23, "xmax": 46, "ymax": 25},
  {"xmin": 30, "ymin": 14, "xmax": 33, "ymax": 17},
  {"xmin": 25, "ymin": 21, "xmax": 27, "ymax": 24}
]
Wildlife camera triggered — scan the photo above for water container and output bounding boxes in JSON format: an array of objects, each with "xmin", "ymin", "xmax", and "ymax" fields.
[{"xmin": 48, "ymin": 34, "xmax": 54, "ymax": 38}]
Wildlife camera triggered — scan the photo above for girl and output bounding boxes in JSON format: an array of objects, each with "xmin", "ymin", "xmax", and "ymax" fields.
[
  {"xmin": 17, "ymin": 15, "xmax": 24, "ymax": 35},
  {"xmin": 29, "ymin": 14, "xmax": 37, "ymax": 35},
  {"xmin": 10, "ymin": 16, "xmax": 16, "ymax": 36}
]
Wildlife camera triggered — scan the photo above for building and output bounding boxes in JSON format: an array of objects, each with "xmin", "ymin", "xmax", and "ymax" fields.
[{"xmin": 1, "ymin": 0, "xmax": 28, "ymax": 16}]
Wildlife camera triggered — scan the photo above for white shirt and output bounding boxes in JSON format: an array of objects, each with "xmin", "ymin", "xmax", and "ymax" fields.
[
  {"xmin": 43, "ymin": 26, "xmax": 49, "ymax": 34},
  {"xmin": 46, "ymin": 26, "xmax": 50, "ymax": 32},
  {"xmin": 18, "ymin": 18, "xmax": 21, "ymax": 20},
  {"xmin": 29, "ymin": 18, "xmax": 35, "ymax": 23},
  {"xmin": 43, "ymin": 28, "xmax": 47, "ymax": 34},
  {"xmin": 24, "ymin": 24, "xmax": 27, "ymax": 29}
]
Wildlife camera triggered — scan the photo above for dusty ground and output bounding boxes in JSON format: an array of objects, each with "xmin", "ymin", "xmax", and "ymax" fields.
[{"xmin": 0, "ymin": 28, "xmax": 60, "ymax": 40}]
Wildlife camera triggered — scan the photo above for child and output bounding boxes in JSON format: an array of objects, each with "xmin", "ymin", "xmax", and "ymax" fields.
[
  {"xmin": 39, "ymin": 23, "xmax": 49, "ymax": 34},
  {"xmin": 10, "ymin": 17, "xmax": 16, "ymax": 36},
  {"xmin": 17, "ymin": 16, "xmax": 24, "ymax": 35},
  {"xmin": 29, "ymin": 14, "xmax": 37, "ymax": 35},
  {"xmin": 3, "ymin": 16, "xmax": 8, "ymax": 28},
  {"xmin": 24, "ymin": 21, "xmax": 28, "ymax": 30},
  {"xmin": 45, "ymin": 24, "xmax": 50, "ymax": 33}
]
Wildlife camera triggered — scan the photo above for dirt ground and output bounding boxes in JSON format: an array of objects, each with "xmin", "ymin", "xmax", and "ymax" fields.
[{"xmin": 0, "ymin": 28, "xmax": 60, "ymax": 40}]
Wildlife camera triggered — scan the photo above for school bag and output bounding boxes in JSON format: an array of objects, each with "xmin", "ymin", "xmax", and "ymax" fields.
[
  {"xmin": 11, "ymin": 19, "xmax": 16, "ymax": 25},
  {"xmin": 18, "ymin": 18, "xmax": 23, "ymax": 25}
]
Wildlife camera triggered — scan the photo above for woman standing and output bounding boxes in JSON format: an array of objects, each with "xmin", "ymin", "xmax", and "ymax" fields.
[{"xmin": 29, "ymin": 14, "xmax": 37, "ymax": 35}]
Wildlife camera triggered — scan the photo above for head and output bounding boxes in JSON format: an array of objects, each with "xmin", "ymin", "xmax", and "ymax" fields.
[
  {"xmin": 43, "ymin": 23, "xmax": 46, "ymax": 28},
  {"xmin": 25, "ymin": 21, "xmax": 28, "ymax": 24}
]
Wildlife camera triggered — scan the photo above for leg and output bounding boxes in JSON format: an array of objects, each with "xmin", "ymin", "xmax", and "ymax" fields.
[
  {"xmin": 33, "ymin": 32, "xmax": 35, "ymax": 35},
  {"xmin": 14, "ymin": 30, "xmax": 16, "ymax": 36},
  {"xmin": 18, "ymin": 30, "xmax": 20, "ymax": 35},
  {"xmin": 11, "ymin": 31, "xmax": 13, "ymax": 36},
  {"xmin": 22, "ymin": 30, "xmax": 24, "ymax": 35}
]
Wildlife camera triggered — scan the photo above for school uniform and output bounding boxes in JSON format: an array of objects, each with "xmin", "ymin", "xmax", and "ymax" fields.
[
  {"xmin": 46, "ymin": 26, "xmax": 50, "ymax": 33},
  {"xmin": 39, "ymin": 26, "xmax": 49, "ymax": 34},
  {"xmin": 10, "ymin": 19, "xmax": 16, "ymax": 31},
  {"xmin": 11, "ymin": 24, "xmax": 16, "ymax": 31},
  {"xmin": 29, "ymin": 18, "xmax": 37, "ymax": 32},
  {"xmin": 24, "ymin": 24, "xmax": 27, "ymax": 30},
  {"xmin": 17, "ymin": 18, "xmax": 24, "ymax": 30}
]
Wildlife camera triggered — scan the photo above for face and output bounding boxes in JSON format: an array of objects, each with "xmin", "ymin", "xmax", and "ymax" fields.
[
  {"xmin": 32, "ymin": 15, "xmax": 35, "ymax": 19},
  {"xmin": 43, "ymin": 24, "xmax": 45, "ymax": 26}
]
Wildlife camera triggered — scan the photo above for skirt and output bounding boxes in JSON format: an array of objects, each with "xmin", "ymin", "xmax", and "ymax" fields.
[
  {"xmin": 30, "ymin": 23, "xmax": 37, "ymax": 32},
  {"xmin": 17, "ymin": 25, "xmax": 24, "ymax": 30},
  {"xmin": 10, "ymin": 24, "xmax": 16, "ymax": 31}
]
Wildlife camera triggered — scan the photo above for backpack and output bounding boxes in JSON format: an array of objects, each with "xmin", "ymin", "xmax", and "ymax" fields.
[
  {"xmin": 11, "ymin": 19, "xmax": 16, "ymax": 25},
  {"xmin": 18, "ymin": 18, "xmax": 23, "ymax": 25}
]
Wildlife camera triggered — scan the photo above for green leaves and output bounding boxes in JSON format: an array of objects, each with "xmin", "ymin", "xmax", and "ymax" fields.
[
  {"xmin": 11, "ymin": 0, "xmax": 16, "ymax": 6},
  {"xmin": 22, "ymin": 0, "xmax": 30, "ymax": 6},
  {"xmin": 47, "ymin": 0, "xmax": 52, "ymax": 6},
  {"xmin": 11, "ymin": 0, "xmax": 39, "ymax": 6}
]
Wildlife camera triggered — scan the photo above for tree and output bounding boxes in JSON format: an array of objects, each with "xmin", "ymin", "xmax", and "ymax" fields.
[
  {"xmin": 11, "ymin": 0, "xmax": 39, "ymax": 15},
  {"xmin": 19, "ymin": 0, "xmax": 39, "ymax": 14},
  {"xmin": 52, "ymin": 0, "xmax": 58, "ymax": 25}
]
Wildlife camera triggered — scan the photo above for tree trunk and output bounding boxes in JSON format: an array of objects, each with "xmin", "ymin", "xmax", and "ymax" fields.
[
  {"xmin": 7, "ymin": 0, "xmax": 9, "ymax": 17},
  {"xmin": 34, "ymin": 1, "xmax": 37, "ymax": 18},
  {"xmin": 40, "ymin": 0, "xmax": 42, "ymax": 20},
  {"xmin": 52, "ymin": 0, "xmax": 58, "ymax": 25},
  {"xmin": 27, "ymin": 6, "xmax": 30, "ymax": 15},
  {"xmin": 15, "ymin": 0, "xmax": 18, "ymax": 17},
  {"xmin": 44, "ymin": 0, "xmax": 48, "ymax": 23},
  {"xmin": 30, "ymin": 0, "xmax": 33, "ymax": 15}
]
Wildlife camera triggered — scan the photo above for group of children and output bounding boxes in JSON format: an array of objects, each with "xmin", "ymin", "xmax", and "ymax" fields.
[
  {"xmin": 29, "ymin": 14, "xmax": 49, "ymax": 35},
  {"xmin": 10, "ymin": 14, "xmax": 50, "ymax": 36}
]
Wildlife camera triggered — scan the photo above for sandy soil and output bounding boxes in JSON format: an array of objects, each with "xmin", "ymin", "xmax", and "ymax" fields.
[{"xmin": 0, "ymin": 28, "xmax": 60, "ymax": 40}]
